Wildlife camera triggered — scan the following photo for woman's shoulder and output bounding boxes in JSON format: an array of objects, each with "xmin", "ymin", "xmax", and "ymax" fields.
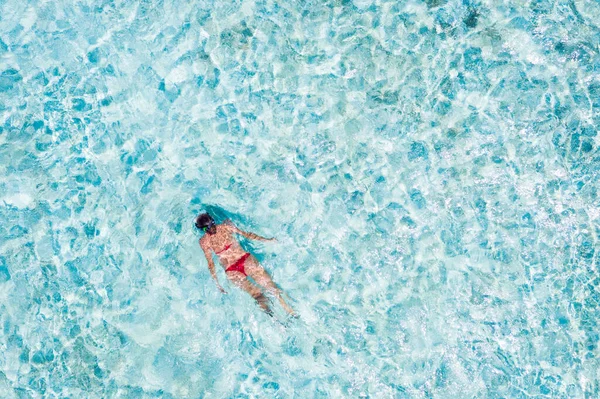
[
  {"xmin": 199, "ymin": 234, "xmax": 210, "ymax": 246},
  {"xmin": 219, "ymin": 220, "xmax": 235, "ymax": 232}
]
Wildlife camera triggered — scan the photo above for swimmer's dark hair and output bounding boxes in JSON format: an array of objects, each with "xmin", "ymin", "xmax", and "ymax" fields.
[{"xmin": 195, "ymin": 213, "xmax": 214, "ymax": 229}]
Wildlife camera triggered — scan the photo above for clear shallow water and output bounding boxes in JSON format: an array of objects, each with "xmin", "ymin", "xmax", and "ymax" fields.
[{"xmin": 1, "ymin": 0, "xmax": 599, "ymax": 397}]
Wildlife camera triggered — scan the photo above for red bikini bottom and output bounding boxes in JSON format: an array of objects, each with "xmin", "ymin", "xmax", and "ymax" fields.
[{"xmin": 225, "ymin": 253, "xmax": 251, "ymax": 276}]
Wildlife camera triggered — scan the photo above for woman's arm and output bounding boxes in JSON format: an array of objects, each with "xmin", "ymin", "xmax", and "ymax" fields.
[
  {"xmin": 224, "ymin": 220, "xmax": 275, "ymax": 242},
  {"xmin": 200, "ymin": 240, "xmax": 227, "ymax": 293}
]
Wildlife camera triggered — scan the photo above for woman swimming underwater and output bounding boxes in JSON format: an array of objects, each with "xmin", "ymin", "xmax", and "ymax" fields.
[{"xmin": 196, "ymin": 213, "xmax": 295, "ymax": 316}]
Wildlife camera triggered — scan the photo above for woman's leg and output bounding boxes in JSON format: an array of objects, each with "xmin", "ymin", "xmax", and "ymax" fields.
[
  {"xmin": 226, "ymin": 271, "xmax": 273, "ymax": 316},
  {"xmin": 245, "ymin": 257, "xmax": 295, "ymax": 315}
]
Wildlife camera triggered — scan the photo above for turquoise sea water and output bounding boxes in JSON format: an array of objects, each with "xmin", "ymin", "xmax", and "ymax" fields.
[{"xmin": 1, "ymin": 0, "xmax": 599, "ymax": 397}]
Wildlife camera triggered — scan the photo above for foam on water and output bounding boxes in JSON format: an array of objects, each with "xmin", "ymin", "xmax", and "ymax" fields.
[{"xmin": 1, "ymin": 0, "xmax": 599, "ymax": 397}]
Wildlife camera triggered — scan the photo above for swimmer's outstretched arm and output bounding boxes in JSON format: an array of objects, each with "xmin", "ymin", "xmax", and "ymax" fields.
[
  {"xmin": 224, "ymin": 220, "xmax": 275, "ymax": 242},
  {"xmin": 200, "ymin": 240, "xmax": 227, "ymax": 293}
]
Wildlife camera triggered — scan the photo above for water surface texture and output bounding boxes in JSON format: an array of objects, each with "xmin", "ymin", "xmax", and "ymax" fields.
[{"xmin": 1, "ymin": 0, "xmax": 599, "ymax": 397}]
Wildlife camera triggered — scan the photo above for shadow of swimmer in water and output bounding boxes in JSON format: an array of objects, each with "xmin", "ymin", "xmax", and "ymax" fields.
[{"xmin": 195, "ymin": 212, "xmax": 296, "ymax": 317}]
